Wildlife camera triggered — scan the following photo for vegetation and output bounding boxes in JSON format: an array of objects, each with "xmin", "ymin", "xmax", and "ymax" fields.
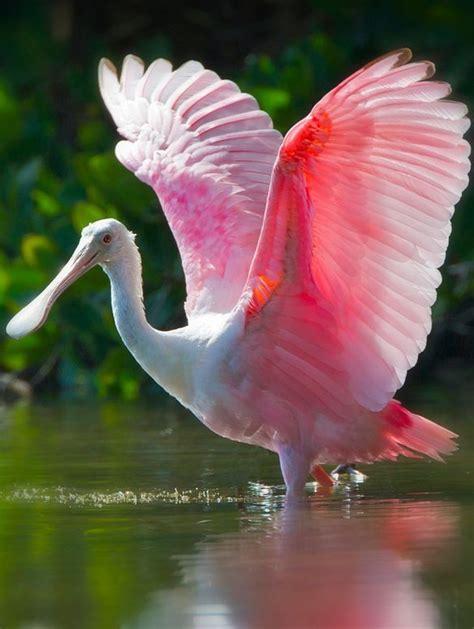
[{"xmin": 1, "ymin": 1, "xmax": 473, "ymax": 399}]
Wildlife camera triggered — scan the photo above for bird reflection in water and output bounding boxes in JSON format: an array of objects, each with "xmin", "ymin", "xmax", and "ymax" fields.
[{"xmin": 137, "ymin": 494, "xmax": 457, "ymax": 629}]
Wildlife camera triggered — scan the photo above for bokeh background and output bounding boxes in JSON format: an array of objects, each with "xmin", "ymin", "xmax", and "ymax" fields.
[{"xmin": 1, "ymin": 0, "xmax": 473, "ymax": 401}]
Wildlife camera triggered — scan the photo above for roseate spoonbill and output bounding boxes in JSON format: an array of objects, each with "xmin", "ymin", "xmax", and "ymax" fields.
[{"xmin": 7, "ymin": 49, "xmax": 470, "ymax": 495}]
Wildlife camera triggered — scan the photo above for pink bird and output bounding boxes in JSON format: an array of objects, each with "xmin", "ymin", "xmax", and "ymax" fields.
[{"xmin": 7, "ymin": 49, "xmax": 470, "ymax": 495}]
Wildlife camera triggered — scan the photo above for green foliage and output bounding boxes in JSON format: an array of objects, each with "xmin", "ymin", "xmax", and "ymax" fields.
[{"xmin": 1, "ymin": 1, "xmax": 473, "ymax": 397}]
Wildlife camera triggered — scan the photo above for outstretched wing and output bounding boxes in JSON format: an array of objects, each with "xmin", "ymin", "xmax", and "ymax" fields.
[
  {"xmin": 99, "ymin": 55, "xmax": 282, "ymax": 317},
  {"xmin": 234, "ymin": 49, "xmax": 470, "ymax": 417}
]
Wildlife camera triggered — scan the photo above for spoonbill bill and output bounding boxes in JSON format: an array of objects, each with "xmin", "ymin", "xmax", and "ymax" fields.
[{"xmin": 7, "ymin": 49, "xmax": 470, "ymax": 494}]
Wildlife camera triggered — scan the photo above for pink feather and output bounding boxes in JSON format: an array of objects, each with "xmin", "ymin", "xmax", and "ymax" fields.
[
  {"xmin": 99, "ymin": 56, "xmax": 282, "ymax": 316},
  {"xmin": 230, "ymin": 49, "xmax": 468, "ymax": 464}
]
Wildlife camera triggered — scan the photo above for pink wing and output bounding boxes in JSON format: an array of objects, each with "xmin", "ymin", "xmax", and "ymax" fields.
[
  {"xmin": 234, "ymin": 49, "xmax": 470, "ymax": 420},
  {"xmin": 99, "ymin": 55, "xmax": 282, "ymax": 317}
]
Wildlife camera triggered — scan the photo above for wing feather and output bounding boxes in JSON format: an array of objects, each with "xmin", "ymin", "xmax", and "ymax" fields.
[{"xmin": 99, "ymin": 55, "xmax": 282, "ymax": 316}]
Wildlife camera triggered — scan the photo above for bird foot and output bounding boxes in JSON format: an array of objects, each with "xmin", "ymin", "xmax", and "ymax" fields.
[{"xmin": 330, "ymin": 464, "xmax": 367, "ymax": 484}]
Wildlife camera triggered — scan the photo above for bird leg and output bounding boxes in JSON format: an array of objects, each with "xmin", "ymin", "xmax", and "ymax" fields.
[
  {"xmin": 310, "ymin": 464, "xmax": 335, "ymax": 487},
  {"xmin": 278, "ymin": 444, "xmax": 310, "ymax": 497}
]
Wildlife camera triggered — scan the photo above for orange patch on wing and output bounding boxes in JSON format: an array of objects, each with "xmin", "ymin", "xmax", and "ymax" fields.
[
  {"xmin": 280, "ymin": 110, "xmax": 332, "ymax": 171},
  {"xmin": 246, "ymin": 273, "xmax": 281, "ymax": 318}
]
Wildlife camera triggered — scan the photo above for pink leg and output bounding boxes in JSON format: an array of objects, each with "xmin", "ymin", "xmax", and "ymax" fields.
[{"xmin": 278, "ymin": 445, "xmax": 310, "ymax": 496}]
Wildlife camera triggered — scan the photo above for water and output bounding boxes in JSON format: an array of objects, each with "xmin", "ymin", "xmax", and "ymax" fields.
[{"xmin": 0, "ymin": 393, "xmax": 472, "ymax": 628}]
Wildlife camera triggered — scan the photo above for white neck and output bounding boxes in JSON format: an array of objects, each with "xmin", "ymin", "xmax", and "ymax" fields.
[{"xmin": 102, "ymin": 239, "xmax": 191, "ymax": 402}]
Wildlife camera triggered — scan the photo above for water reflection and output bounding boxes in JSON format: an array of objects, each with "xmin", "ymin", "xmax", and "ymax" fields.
[
  {"xmin": 133, "ymin": 496, "xmax": 458, "ymax": 629},
  {"xmin": 0, "ymin": 399, "xmax": 471, "ymax": 627}
]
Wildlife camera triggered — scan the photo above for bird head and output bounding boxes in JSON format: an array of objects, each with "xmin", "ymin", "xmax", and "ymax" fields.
[{"xmin": 6, "ymin": 218, "xmax": 134, "ymax": 339}]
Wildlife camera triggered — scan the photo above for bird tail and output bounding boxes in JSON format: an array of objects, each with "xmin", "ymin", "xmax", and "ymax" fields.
[{"xmin": 382, "ymin": 400, "xmax": 458, "ymax": 462}]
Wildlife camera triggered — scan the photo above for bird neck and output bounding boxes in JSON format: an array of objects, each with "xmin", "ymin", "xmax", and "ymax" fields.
[
  {"xmin": 102, "ymin": 240, "xmax": 188, "ymax": 400},
  {"xmin": 103, "ymin": 239, "xmax": 150, "ymax": 348}
]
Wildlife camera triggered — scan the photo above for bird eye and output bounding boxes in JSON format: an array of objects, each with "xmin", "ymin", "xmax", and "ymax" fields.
[{"xmin": 102, "ymin": 233, "xmax": 112, "ymax": 244}]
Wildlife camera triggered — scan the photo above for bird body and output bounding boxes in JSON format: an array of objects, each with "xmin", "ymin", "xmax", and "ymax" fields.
[{"xmin": 7, "ymin": 49, "xmax": 470, "ymax": 494}]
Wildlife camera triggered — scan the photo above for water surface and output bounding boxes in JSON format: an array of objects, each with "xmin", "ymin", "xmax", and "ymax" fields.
[{"xmin": 0, "ymin": 394, "xmax": 472, "ymax": 628}]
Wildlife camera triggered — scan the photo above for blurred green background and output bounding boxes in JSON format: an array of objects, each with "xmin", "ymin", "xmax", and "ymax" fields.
[{"xmin": 1, "ymin": 0, "xmax": 473, "ymax": 400}]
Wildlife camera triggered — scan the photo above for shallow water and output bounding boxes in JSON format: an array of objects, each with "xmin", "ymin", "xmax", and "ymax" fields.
[{"xmin": 0, "ymin": 393, "xmax": 473, "ymax": 628}]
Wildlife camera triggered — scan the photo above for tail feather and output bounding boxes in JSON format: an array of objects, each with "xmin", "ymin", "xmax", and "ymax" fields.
[{"xmin": 383, "ymin": 400, "xmax": 458, "ymax": 462}]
